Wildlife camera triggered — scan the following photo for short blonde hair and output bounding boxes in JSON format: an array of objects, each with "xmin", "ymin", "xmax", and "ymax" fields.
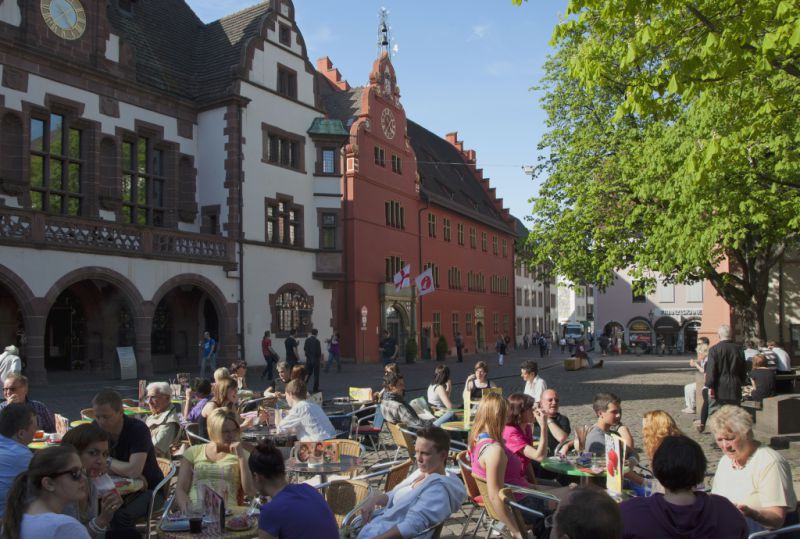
[
  {"xmin": 707, "ymin": 405, "xmax": 753, "ymax": 439},
  {"xmin": 206, "ymin": 408, "xmax": 240, "ymax": 444}
]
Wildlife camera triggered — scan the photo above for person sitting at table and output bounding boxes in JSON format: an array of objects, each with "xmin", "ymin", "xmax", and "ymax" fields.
[
  {"xmin": 709, "ymin": 404, "xmax": 798, "ymax": 534},
  {"xmin": 381, "ymin": 373, "xmax": 452, "ymax": 430},
  {"xmin": 92, "ymin": 389, "xmax": 164, "ymax": 532},
  {"xmin": 356, "ymin": 426, "xmax": 466, "ymax": 539},
  {"xmin": 533, "ymin": 389, "xmax": 571, "ymax": 455},
  {"xmin": 143, "ymin": 382, "xmax": 181, "ymax": 458},
  {"xmin": 62, "ymin": 423, "xmax": 126, "ymax": 539},
  {"xmin": 464, "ymin": 361, "xmax": 497, "ymax": 402},
  {"xmin": 0, "ymin": 372, "xmax": 55, "ymax": 433},
  {"xmin": 290, "ymin": 364, "xmax": 307, "ymax": 382},
  {"xmin": 263, "ymin": 361, "xmax": 291, "ymax": 398},
  {"xmin": 249, "ymin": 439, "xmax": 338, "ymax": 539},
  {"xmin": 561, "ymin": 392, "xmax": 634, "ymax": 456},
  {"xmin": 174, "ymin": 408, "xmax": 255, "ymax": 513},
  {"xmin": 502, "ymin": 393, "xmax": 548, "ymax": 484},
  {"xmin": 1, "ymin": 445, "xmax": 91, "ymax": 539},
  {"xmin": 0, "ymin": 402, "xmax": 36, "ymax": 517},
  {"xmin": 520, "ymin": 360, "xmax": 547, "ymax": 404},
  {"xmin": 275, "ymin": 380, "xmax": 336, "ymax": 442},
  {"xmin": 183, "ymin": 378, "xmax": 212, "ymax": 424},
  {"xmin": 550, "ymin": 486, "xmax": 622, "ymax": 539},
  {"xmin": 213, "ymin": 367, "xmax": 230, "ymax": 384},
  {"xmin": 748, "ymin": 353, "xmax": 776, "ymax": 404},
  {"xmin": 626, "ymin": 410, "xmax": 682, "ymax": 492},
  {"xmin": 230, "ymin": 360, "xmax": 248, "ymax": 390},
  {"xmin": 427, "ymin": 365, "xmax": 457, "ymax": 418},
  {"xmin": 373, "ymin": 363, "xmax": 400, "ymax": 402},
  {"xmin": 620, "ymin": 435, "xmax": 748, "ymax": 539}
]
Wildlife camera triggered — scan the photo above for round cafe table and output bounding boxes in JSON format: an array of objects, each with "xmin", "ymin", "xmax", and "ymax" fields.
[
  {"xmin": 540, "ymin": 456, "xmax": 626, "ymax": 486},
  {"xmin": 123, "ymin": 406, "xmax": 151, "ymax": 416},
  {"xmin": 285, "ymin": 455, "xmax": 363, "ymax": 484},
  {"xmin": 440, "ymin": 421, "xmax": 470, "ymax": 433},
  {"xmin": 159, "ymin": 506, "xmax": 257, "ymax": 539},
  {"xmin": 70, "ymin": 419, "xmax": 92, "ymax": 428}
]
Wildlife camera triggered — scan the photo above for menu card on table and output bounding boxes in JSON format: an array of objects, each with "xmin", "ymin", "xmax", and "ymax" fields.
[
  {"xmin": 200, "ymin": 483, "xmax": 225, "ymax": 533},
  {"xmin": 605, "ymin": 433, "xmax": 625, "ymax": 495},
  {"xmin": 294, "ymin": 441, "xmax": 340, "ymax": 465},
  {"xmin": 348, "ymin": 387, "xmax": 373, "ymax": 401}
]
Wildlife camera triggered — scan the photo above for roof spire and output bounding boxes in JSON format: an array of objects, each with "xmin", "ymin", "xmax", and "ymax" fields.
[{"xmin": 377, "ymin": 7, "xmax": 391, "ymax": 55}]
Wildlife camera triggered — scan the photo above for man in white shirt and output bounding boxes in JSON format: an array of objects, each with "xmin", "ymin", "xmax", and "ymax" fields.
[
  {"xmin": 768, "ymin": 341, "xmax": 792, "ymax": 372},
  {"xmin": 521, "ymin": 360, "xmax": 547, "ymax": 403},
  {"xmin": 0, "ymin": 345, "xmax": 21, "ymax": 383},
  {"xmin": 276, "ymin": 379, "xmax": 336, "ymax": 442}
]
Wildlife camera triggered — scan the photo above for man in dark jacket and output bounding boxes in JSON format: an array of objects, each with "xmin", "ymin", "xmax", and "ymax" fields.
[
  {"xmin": 303, "ymin": 329, "xmax": 323, "ymax": 393},
  {"xmin": 705, "ymin": 324, "xmax": 747, "ymax": 406}
]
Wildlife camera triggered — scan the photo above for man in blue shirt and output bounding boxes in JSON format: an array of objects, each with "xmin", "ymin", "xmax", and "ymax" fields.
[
  {"xmin": 0, "ymin": 403, "xmax": 36, "ymax": 516},
  {"xmin": 199, "ymin": 330, "xmax": 216, "ymax": 379}
]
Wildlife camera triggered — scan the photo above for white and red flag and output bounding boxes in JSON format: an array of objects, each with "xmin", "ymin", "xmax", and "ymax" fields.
[
  {"xmin": 393, "ymin": 264, "xmax": 411, "ymax": 291},
  {"xmin": 415, "ymin": 267, "xmax": 435, "ymax": 296}
]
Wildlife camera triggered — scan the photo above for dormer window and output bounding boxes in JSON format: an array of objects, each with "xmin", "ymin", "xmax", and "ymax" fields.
[{"xmin": 279, "ymin": 23, "xmax": 291, "ymax": 46}]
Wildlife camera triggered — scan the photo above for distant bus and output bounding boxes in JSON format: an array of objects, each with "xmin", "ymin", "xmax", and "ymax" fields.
[{"xmin": 563, "ymin": 323, "xmax": 584, "ymax": 340}]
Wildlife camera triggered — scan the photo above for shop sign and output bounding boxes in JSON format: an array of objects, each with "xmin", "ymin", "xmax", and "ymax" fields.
[
  {"xmin": 655, "ymin": 308, "xmax": 702, "ymax": 316},
  {"xmin": 629, "ymin": 321, "xmax": 651, "ymax": 332}
]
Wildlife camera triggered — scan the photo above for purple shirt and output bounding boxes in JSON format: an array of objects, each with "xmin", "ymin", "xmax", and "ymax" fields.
[
  {"xmin": 258, "ymin": 483, "xmax": 338, "ymax": 539},
  {"xmin": 187, "ymin": 397, "xmax": 210, "ymax": 423},
  {"xmin": 620, "ymin": 492, "xmax": 748, "ymax": 539}
]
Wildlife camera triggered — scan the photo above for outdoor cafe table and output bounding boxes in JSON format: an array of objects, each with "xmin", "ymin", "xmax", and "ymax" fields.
[
  {"xmin": 123, "ymin": 406, "xmax": 150, "ymax": 416},
  {"xmin": 440, "ymin": 420, "xmax": 471, "ymax": 433},
  {"xmin": 540, "ymin": 456, "xmax": 627, "ymax": 487},
  {"xmin": 159, "ymin": 506, "xmax": 257, "ymax": 539},
  {"xmin": 285, "ymin": 455, "xmax": 363, "ymax": 483}
]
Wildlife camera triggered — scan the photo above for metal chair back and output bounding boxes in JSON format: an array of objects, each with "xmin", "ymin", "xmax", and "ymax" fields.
[
  {"xmin": 145, "ymin": 460, "xmax": 177, "ymax": 539},
  {"xmin": 749, "ymin": 523, "xmax": 800, "ymax": 538}
]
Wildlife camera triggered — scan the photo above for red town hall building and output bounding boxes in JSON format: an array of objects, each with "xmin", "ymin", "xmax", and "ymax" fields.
[{"xmin": 318, "ymin": 51, "xmax": 517, "ymax": 363}]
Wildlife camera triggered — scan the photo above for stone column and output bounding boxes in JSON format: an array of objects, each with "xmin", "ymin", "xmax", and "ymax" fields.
[{"xmin": 24, "ymin": 300, "xmax": 48, "ymax": 385}]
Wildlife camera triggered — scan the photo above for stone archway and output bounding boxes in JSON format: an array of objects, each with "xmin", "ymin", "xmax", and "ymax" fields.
[
  {"xmin": 0, "ymin": 265, "xmax": 36, "ymax": 378},
  {"xmin": 43, "ymin": 268, "xmax": 145, "ymax": 378},
  {"xmin": 151, "ymin": 274, "xmax": 236, "ymax": 372}
]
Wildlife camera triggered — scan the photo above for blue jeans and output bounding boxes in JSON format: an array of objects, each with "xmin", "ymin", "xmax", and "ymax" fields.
[
  {"xmin": 200, "ymin": 353, "xmax": 216, "ymax": 379},
  {"xmin": 433, "ymin": 410, "xmax": 456, "ymax": 427},
  {"xmin": 324, "ymin": 351, "xmax": 340, "ymax": 372}
]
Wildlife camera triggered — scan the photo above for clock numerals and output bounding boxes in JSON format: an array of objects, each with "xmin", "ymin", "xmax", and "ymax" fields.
[{"xmin": 40, "ymin": 0, "xmax": 86, "ymax": 41}]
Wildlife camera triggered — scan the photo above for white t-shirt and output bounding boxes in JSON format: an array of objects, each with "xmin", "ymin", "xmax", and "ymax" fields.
[
  {"xmin": 524, "ymin": 377, "xmax": 547, "ymax": 403},
  {"xmin": 712, "ymin": 446, "xmax": 797, "ymax": 510},
  {"xmin": 771, "ymin": 347, "xmax": 791, "ymax": 371},
  {"xmin": 21, "ymin": 513, "xmax": 90, "ymax": 539},
  {"xmin": 276, "ymin": 399, "xmax": 337, "ymax": 441}
]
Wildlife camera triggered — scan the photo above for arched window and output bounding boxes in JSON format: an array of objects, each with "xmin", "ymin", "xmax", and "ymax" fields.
[{"xmin": 270, "ymin": 285, "xmax": 313, "ymax": 337}]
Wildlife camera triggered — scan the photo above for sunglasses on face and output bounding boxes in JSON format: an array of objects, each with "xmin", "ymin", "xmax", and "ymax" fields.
[{"xmin": 51, "ymin": 468, "xmax": 86, "ymax": 482}]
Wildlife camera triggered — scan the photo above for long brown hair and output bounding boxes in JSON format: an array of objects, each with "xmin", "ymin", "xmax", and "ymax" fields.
[
  {"xmin": 2, "ymin": 445, "xmax": 79, "ymax": 539},
  {"xmin": 212, "ymin": 378, "xmax": 238, "ymax": 408},
  {"xmin": 506, "ymin": 393, "xmax": 534, "ymax": 427},
  {"xmin": 469, "ymin": 393, "xmax": 507, "ymax": 448}
]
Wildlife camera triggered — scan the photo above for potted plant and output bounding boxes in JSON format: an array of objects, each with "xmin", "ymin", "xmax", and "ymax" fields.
[
  {"xmin": 436, "ymin": 335, "xmax": 449, "ymax": 361},
  {"xmin": 405, "ymin": 337, "xmax": 418, "ymax": 364}
]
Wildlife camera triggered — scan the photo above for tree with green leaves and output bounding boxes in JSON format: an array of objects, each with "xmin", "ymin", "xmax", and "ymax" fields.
[{"xmin": 521, "ymin": 0, "xmax": 800, "ymax": 339}]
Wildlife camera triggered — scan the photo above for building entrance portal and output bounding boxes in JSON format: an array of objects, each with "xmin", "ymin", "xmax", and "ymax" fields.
[
  {"xmin": 386, "ymin": 304, "xmax": 407, "ymax": 360},
  {"xmin": 0, "ymin": 284, "xmax": 24, "ymax": 360}
]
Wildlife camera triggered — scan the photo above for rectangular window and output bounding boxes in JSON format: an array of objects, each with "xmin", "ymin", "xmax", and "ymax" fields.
[
  {"xmin": 457, "ymin": 223, "xmax": 464, "ymax": 245},
  {"xmin": 277, "ymin": 65, "xmax": 297, "ymax": 98},
  {"xmin": 466, "ymin": 313, "xmax": 473, "ymax": 336},
  {"xmin": 278, "ymin": 23, "xmax": 291, "ymax": 46},
  {"xmin": 320, "ymin": 213, "xmax": 337, "ymax": 249},
  {"xmin": 374, "ymin": 146, "xmax": 386, "ymax": 167},
  {"xmin": 428, "ymin": 213, "xmax": 436, "ymax": 238},
  {"xmin": 452, "ymin": 312, "xmax": 460, "ymax": 336},
  {"xmin": 321, "ymin": 148, "xmax": 336, "ymax": 174},
  {"xmin": 266, "ymin": 197, "xmax": 303, "ymax": 247},
  {"xmin": 687, "ymin": 281, "xmax": 704, "ymax": 303},
  {"xmin": 443, "ymin": 218, "xmax": 451, "ymax": 242},
  {"xmin": 502, "ymin": 239, "xmax": 508, "ymax": 257},
  {"xmin": 481, "ymin": 232, "xmax": 488, "ymax": 252},
  {"xmin": 385, "ymin": 255, "xmax": 404, "ymax": 283},
  {"xmin": 493, "ymin": 313, "xmax": 499, "ymax": 335},
  {"xmin": 632, "ymin": 290, "xmax": 646, "ymax": 303},
  {"xmin": 658, "ymin": 282, "xmax": 675, "ymax": 303},
  {"xmin": 503, "ymin": 314, "xmax": 509, "ymax": 334},
  {"xmin": 391, "ymin": 154, "xmax": 402, "ymax": 174},
  {"xmin": 448, "ymin": 267, "xmax": 461, "ymax": 289},
  {"xmin": 432, "ymin": 312, "xmax": 441, "ymax": 338},
  {"xmin": 538, "ymin": 291, "xmax": 543, "ymax": 306},
  {"xmin": 263, "ymin": 124, "xmax": 305, "ymax": 172},
  {"xmin": 29, "ymin": 114, "xmax": 83, "ymax": 216},
  {"xmin": 384, "ymin": 200, "xmax": 405, "ymax": 229},
  {"xmin": 525, "ymin": 318, "xmax": 531, "ymax": 335},
  {"xmin": 424, "ymin": 262, "xmax": 440, "ymax": 288},
  {"xmin": 492, "ymin": 235, "xmax": 498, "ymax": 255},
  {"xmin": 516, "ymin": 288, "xmax": 522, "ymax": 306},
  {"xmin": 517, "ymin": 318, "xmax": 522, "ymax": 336},
  {"xmin": 469, "ymin": 227, "xmax": 476, "ymax": 249},
  {"xmin": 551, "ymin": 293, "xmax": 556, "ymax": 307},
  {"xmin": 121, "ymin": 135, "xmax": 165, "ymax": 226}
]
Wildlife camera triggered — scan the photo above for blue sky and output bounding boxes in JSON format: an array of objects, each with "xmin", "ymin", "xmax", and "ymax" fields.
[{"xmin": 186, "ymin": 1, "xmax": 568, "ymax": 223}]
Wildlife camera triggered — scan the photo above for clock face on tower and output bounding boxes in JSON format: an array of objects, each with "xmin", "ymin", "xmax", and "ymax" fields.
[
  {"xmin": 381, "ymin": 108, "xmax": 396, "ymax": 140},
  {"xmin": 41, "ymin": 0, "xmax": 87, "ymax": 41}
]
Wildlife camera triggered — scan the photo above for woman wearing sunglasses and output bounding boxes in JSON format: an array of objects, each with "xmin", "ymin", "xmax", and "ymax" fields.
[{"xmin": 2, "ymin": 445, "xmax": 91, "ymax": 538}]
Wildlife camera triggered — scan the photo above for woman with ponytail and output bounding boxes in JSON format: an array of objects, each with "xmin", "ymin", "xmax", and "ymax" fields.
[{"xmin": 2, "ymin": 445, "xmax": 90, "ymax": 539}]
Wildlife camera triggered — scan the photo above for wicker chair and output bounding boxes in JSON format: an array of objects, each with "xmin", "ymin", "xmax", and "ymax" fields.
[
  {"xmin": 472, "ymin": 474, "xmax": 508, "ymax": 538},
  {"xmin": 122, "ymin": 398, "xmax": 138, "ymax": 407},
  {"xmin": 80, "ymin": 408, "xmax": 95, "ymax": 420},
  {"xmin": 318, "ymin": 479, "xmax": 371, "ymax": 527},
  {"xmin": 386, "ymin": 421, "xmax": 415, "ymax": 460},
  {"xmin": 499, "ymin": 486, "xmax": 560, "ymax": 538},
  {"xmin": 384, "ymin": 458, "xmax": 412, "ymax": 492}
]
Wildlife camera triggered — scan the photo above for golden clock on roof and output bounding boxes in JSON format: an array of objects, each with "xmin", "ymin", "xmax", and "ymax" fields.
[
  {"xmin": 41, "ymin": 0, "xmax": 87, "ymax": 40},
  {"xmin": 381, "ymin": 108, "xmax": 396, "ymax": 140}
]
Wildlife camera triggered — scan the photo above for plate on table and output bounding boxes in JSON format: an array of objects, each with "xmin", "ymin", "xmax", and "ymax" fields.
[{"xmin": 226, "ymin": 514, "xmax": 252, "ymax": 531}]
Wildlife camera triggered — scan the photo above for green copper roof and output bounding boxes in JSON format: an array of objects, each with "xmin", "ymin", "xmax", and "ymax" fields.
[{"xmin": 307, "ymin": 117, "xmax": 349, "ymax": 137}]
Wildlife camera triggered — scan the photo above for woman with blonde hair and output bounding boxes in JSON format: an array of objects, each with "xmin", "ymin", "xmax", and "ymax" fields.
[
  {"xmin": 174, "ymin": 408, "xmax": 255, "ymax": 513},
  {"xmin": 469, "ymin": 393, "xmax": 551, "ymax": 538},
  {"xmin": 642, "ymin": 410, "xmax": 683, "ymax": 461}
]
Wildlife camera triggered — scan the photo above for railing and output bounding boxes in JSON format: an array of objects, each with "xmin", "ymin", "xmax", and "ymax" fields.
[{"xmin": 0, "ymin": 207, "xmax": 234, "ymax": 266}]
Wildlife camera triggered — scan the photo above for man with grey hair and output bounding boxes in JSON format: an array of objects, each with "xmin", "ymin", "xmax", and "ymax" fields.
[
  {"xmin": 705, "ymin": 324, "xmax": 747, "ymax": 406},
  {"xmin": 144, "ymin": 381, "xmax": 180, "ymax": 457},
  {"xmin": 0, "ymin": 345, "xmax": 21, "ymax": 382}
]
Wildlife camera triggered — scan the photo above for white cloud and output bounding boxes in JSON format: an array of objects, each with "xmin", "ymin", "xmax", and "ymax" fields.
[{"xmin": 470, "ymin": 24, "xmax": 490, "ymax": 40}]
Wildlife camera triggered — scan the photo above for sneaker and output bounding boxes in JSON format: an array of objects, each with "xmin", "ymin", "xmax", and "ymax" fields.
[{"xmin": 681, "ymin": 407, "xmax": 695, "ymax": 414}]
